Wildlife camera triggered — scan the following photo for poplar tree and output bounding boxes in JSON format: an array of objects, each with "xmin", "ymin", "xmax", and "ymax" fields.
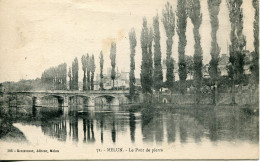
[
  {"xmin": 86, "ymin": 54, "xmax": 91, "ymax": 90},
  {"xmin": 140, "ymin": 17, "xmax": 153, "ymax": 99},
  {"xmin": 227, "ymin": 0, "xmax": 246, "ymax": 104},
  {"xmin": 90, "ymin": 55, "xmax": 95, "ymax": 90},
  {"xmin": 187, "ymin": 0, "xmax": 203, "ymax": 104},
  {"xmin": 153, "ymin": 14, "xmax": 163, "ymax": 101},
  {"xmin": 129, "ymin": 28, "xmax": 137, "ymax": 102},
  {"xmin": 177, "ymin": 0, "xmax": 188, "ymax": 94},
  {"xmin": 81, "ymin": 55, "xmax": 87, "ymax": 91},
  {"xmin": 162, "ymin": 2, "xmax": 175, "ymax": 93},
  {"xmin": 41, "ymin": 63, "xmax": 67, "ymax": 90},
  {"xmin": 110, "ymin": 42, "xmax": 116, "ymax": 89},
  {"xmin": 72, "ymin": 57, "xmax": 79, "ymax": 90},
  {"xmin": 185, "ymin": 55, "xmax": 194, "ymax": 80},
  {"xmin": 153, "ymin": 14, "xmax": 163, "ymax": 94},
  {"xmin": 99, "ymin": 51, "xmax": 104, "ymax": 90},
  {"xmin": 148, "ymin": 27, "xmax": 154, "ymax": 89},
  {"xmin": 208, "ymin": 0, "xmax": 221, "ymax": 105},
  {"xmin": 62, "ymin": 63, "xmax": 67, "ymax": 90},
  {"xmin": 68, "ymin": 67, "xmax": 72, "ymax": 90},
  {"xmin": 251, "ymin": 0, "xmax": 259, "ymax": 85}
]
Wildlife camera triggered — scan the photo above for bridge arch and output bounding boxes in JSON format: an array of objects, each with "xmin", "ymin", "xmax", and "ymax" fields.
[
  {"xmin": 40, "ymin": 95, "xmax": 65, "ymax": 107},
  {"xmin": 6, "ymin": 91, "xmax": 130, "ymax": 107},
  {"xmin": 68, "ymin": 94, "xmax": 91, "ymax": 98},
  {"xmin": 68, "ymin": 94, "xmax": 91, "ymax": 105},
  {"xmin": 94, "ymin": 95, "xmax": 119, "ymax": 106}
]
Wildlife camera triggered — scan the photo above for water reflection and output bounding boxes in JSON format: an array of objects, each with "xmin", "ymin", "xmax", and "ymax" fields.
[
  {"xmin": 69, "ymin": 115, "xmax": 78, "ymax": 142},
  {"xmin": 179, "ymin": 115, "xmax": 188, "ymax": 143},
  {"xmin": 41, "ymin": 119, "xmax": 67, "ymax": 142},
  {"xmin": 82, "ymin": 117, "xmax": 95, "ymax": 143},
  {"xmin": 20, "ymin": 105, "xmax": 258, "ymax": 146},
  {"xmin": 111, "ymin": 120, "xmax": 116, "ymax": 143},
  {"xmin": 129, "ymin": 112, "xmax": 136, "ymax": 143},
  {"xmin": 166, "ymin": 113, "xmax": 176, "ymax": 143}
]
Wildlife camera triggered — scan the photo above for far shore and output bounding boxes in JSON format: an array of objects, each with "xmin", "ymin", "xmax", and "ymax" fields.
[{"xmin": 121, "ymin": 102, "xmax": 259, "ymax": 114}]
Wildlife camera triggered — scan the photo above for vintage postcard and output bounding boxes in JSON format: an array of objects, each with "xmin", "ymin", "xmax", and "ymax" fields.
[{"xmin": 0, "ymin": 0, "xmax": 259, "ymax": 160}]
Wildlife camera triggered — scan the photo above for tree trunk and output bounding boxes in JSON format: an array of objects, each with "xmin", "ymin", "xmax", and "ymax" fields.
[
  {"xmin": 215, "ymin": 81, "xmax": 218, "ymax": 105},
  {"xmin": 231, "ymin": 79, "xmax": 235, "ymax": 105},
  {"xmin": 196, "ymin": 89, "xmax": 201, "ymax": 104},
  {"xmin": 157, "ymin": 91, "xmax": 160, "ymax": 103},
  {"xmin": 212, "ymin": 81, "xmax": 217, "ymax": 105},
  {"xmin": 150, "ymin": 92, "xmax": 153, "ymax": 104},
  {"xmin": 91, "ymin": 72, "xmax": 94, "ymax": 90},
  {"xmin": 170, "ymin": 90, "xmax": 172, "ymax": 104},
  {"xmin": 112, "ymin": 79, "xmax": 114, "ymax": 90},
  {"xmin": 249, "ymin": 85, "xmax": 252, "ymax": 104},
  {"xmin": 83, "ymin": 70, "xmax": 86, "ymax": 91},
  {"xmin": 212, "ymin": 85, "xmax": 216, "ymax": 105}
]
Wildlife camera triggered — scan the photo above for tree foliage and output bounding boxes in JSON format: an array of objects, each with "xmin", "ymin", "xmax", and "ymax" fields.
[
  {"xmin": 72, "ymin": 57, "xmax": 79, "ymax": 90},
  {"xmin": 187, "ymin": 0, "xmax": 203, "ymax": 103},
  {"xmin": 41, "ymin": 63, "xmax": 67, "ymax": 90},
  {"xmin": 2, "ymin": 79, "xmax": 43, "ymax": 92},
  {"xmin": 68, "ymin": 67, "xmax": 72, "ymax": 90},
  {"xmin": 250, "ymin": 0, "xmax": 259, "ymax": 85},
  {"xmin": 86, "ymin": 54, "xmax": 91, "ymax": 90},
  {"xmin": 227, "ymin": 0, "xmax": 246, "ymax": 83},
  {"xmin": 148, "ymin": 27, "xmax": 154, "ymax": 88},
  {"xmin": 90, "ymin": 55, "xmax": 96, "ymax": 90},
  {"xmin": 185, "ymin": 55, "xmax": 194, "ymax": 80},
  {"xmin": 99, "ymin": 51, "xmax": 104, "ymax": 90},
  {"xmin": 162, "ymin": 2, "xmax": 175, "ymax": 92},
  {"xmin": 129, "ymin": 28, "xmax": 137, "ymax": 100},
  {"xmin": 177, "ymin": 0, "xmax": 188, "ymax": 93},
  {"xmin": 208, "ymin": 0, "xmax": 221, "ymax": 104},
  {"xmin": 153, "ymin": 14, "xmax": 163, "ymax": 92},
  {"xmin": 208, "ymin": 0, "xmax": 221, "ymax": 82},
  {"xmin": 140, "ymin": 17, "xmax": 153, "ymax": 94},
  {"xmin": 81, "ymin": 55, "xmax": 88, "ymax": 91},
  {"xmin": 227, "ymin": 0, "xmax": 246, "ymax": 104},
  {"xmin": 110, "ymin": 42, "xmax": 117, "ymax": 89}
]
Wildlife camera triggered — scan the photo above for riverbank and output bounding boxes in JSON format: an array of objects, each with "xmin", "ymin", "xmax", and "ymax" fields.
[
  {"xmin": 0, "ymin": 118, "xmax": 28, "ymax": 142},
  {"xmin": 122, "ymin": 103, "xmax": 259, "ymax": 115}
]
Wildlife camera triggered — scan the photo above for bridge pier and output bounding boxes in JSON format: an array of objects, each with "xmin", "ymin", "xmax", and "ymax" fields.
[
  {"xmin": 32, "ymin": 96, "xmax": 37, "ymax": 116},
  {"xmin": 110, "ymin": 98, "xmax": 119, "ymax": 106},
  {"xmin": 87, "ymin": 97, "xmax": 95, "ymax": 107},
  {"xmin": 32, "ymin": 96, "xmax": 37, "ymax": 107},
  {"xmin": 58, "ymin": 97, "xmax": 63, "ymax": 107},
  {"xmin": 63, "ymin": 96, "xmax": 69, "ymax": 107}
]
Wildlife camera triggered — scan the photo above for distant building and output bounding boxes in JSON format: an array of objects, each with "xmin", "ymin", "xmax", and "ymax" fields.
[
  {"xmin": 218, "ymin": 54, "xmax": 229, "ymax": 76},
  {"xmin": 162, "ymin": 59, "xmax": 179, "ymax": 81},
  {"xmin": 202, "ymin": 64, "xmax": 210, "ymax": 78},
  {"xmin": 243, "ymin": 50, "xmax": 252, "ymax": 63},
  {"xmin": 218, "ymin": 51, "xmax": 253, "ymax": 76},
  {"xmin": 95, "ymin": 68, "xmax": 130, "ymax": 90},
  {"xmin": 114, "ymin": 71, "xmax": 129, "ymax": 90},
  {"xmin": 95, "ymin": 74, "xmax": 112, "ymax": 90},
  {"xmin": 135, "ymin": 78, "xmax": 141, "ymax": 87},
  {"xmin": 243, "ymin": 50, "xmax": 253, "ymax": 75}
]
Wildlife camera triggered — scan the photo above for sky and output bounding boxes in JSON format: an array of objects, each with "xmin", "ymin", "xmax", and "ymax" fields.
[{"xmin": 0, "ymin": 0, "xmax": 255, "ymax": 82}]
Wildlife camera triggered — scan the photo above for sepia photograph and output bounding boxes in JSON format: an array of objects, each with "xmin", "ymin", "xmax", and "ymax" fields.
[{"xmin": 0, "ymin": 0, "xmax": 259, "ymax": 160}]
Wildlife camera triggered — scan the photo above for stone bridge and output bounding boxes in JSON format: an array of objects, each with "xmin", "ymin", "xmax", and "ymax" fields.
[{"xmin": 5, "ymin": 90, "xmax": 130, "ymax": 107}]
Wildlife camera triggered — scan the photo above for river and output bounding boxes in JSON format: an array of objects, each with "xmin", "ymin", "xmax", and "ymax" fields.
[{"xmin": 0, "ymin": 105, "xmax": 258, "ymax": 160}]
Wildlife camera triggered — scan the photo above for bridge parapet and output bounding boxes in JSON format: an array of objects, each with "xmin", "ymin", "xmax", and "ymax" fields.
[
  {"xmin": 6, "ymin": 90, "xmax": 129, "ymax": 95},
  {"xmin": 4, "ymin": 90, "xmax": 130, "ymax": 107}
]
